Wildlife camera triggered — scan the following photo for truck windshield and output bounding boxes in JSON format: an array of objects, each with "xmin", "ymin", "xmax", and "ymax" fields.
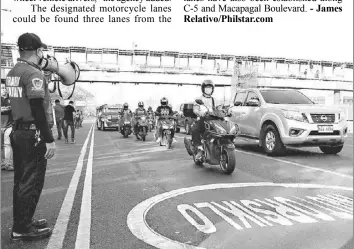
[{"xmin": 260, "ymin": 90, "xmax": 314, "ymax": 105}]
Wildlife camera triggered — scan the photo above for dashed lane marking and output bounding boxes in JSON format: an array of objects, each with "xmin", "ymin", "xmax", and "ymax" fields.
[
  {"xmin": 46, "ymin": 124, "xmax": 93, "ymax": 249},
  {"xmin": 127, "ymin": 183, "xmax": 352, "ymax": 249}
]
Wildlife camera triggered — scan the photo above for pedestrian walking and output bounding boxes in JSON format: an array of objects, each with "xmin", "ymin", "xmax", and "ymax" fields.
[
  {"xmin": 53, "ymin": 99, "xmax": 65, "ymax": 140},
  {"xmin": 79, "ymin": 110, "xmax": 84, "ymax": 127},
  {"xmin": 6, "ymin": 33, "xmax": 55, "ymax": 241},
  {"xmin": 74, "ymin": 110, "xmax": 80, "ymax": 129},
  {"xmin": 63, "ymin": 100, "xmax": 76, "ymax": 143}
]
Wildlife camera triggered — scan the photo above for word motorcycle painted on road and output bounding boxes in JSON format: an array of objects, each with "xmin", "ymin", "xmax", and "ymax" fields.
[{"xmin": 177, "ymin": 194, "xmax": 353, "ymax": 233}]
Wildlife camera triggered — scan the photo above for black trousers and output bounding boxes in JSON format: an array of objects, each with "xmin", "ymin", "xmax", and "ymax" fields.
[
  {"xmin": 191, "ymin": 118, "xmax": 205, "ymax": 147},
  {"xmin": 10, "ymin": 129, "xmax": 47, "ymax": 232},
  {"xmin": 63, "ymin": 120, "xmax": 75, "ymax": 140}
]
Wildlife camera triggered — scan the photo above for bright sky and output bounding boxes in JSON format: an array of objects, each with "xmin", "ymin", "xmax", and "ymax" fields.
[
  {"xmin": 1, "ymin": 0, "xmax": 353, "ymax": 62},
  {"xmin": 1, "ymin": 0, "xmax": 353, "ymax": 106}
]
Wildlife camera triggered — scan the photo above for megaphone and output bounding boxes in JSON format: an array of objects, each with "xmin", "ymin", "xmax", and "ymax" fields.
[{"xmin": 39, "ymin": 55, "xmax": 80, "ymax": 86}]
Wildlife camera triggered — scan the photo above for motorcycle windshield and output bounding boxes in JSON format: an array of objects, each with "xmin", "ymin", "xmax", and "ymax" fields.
[{"xmin": 209, "ymin": 120, "xmax": 233, "ymax": 133}]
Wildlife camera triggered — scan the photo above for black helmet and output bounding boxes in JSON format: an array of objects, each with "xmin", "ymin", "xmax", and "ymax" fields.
[
  {"xmin": 123, "ymin": 103, "xmax": 129, "ymax": 109},
  {"xmin": 138, "ymin": 101, "xmax": 144, "ymax": 108},
  {"xmin": 201, "ymin": 79, "xmax": 215, "ymax": 96},
  {"xmin": 161, "ymin": 97, "xmax": 168, "ymax": 106}
]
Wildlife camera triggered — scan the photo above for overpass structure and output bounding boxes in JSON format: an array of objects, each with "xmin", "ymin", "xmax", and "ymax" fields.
[{"xmin": 1, "ymin": 43, "xmax": 353, "ymax": 105}]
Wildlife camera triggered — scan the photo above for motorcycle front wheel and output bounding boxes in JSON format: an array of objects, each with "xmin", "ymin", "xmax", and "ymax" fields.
[
  {"xmin": 193, "ymin": 154, "xmax": 203, "ymax": 166},
  {"xmin": 165, "ymin": 133, "xmax": 172, "ymax": 149},
  {"xmin": 219, "ymin": 148, "xmax": 236, "ymax": 174}
]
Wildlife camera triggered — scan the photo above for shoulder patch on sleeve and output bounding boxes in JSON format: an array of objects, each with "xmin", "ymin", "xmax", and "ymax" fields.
[{"xmin": 31, "ymin": 78, "xmax": 44, "ymax": 91}]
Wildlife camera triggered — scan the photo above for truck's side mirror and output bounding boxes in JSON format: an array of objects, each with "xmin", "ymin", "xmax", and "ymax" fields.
[
  {"xmin": 246, "ymin": 99, "xmax": 260, "ymax": 107},
  {"xmin": 234, "ymin": 101, "xmax": 242, "ymax": 106}
]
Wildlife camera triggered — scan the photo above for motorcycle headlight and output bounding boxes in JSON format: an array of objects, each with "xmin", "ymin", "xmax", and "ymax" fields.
[
  {"xmin": 230, "ymin": 124, "xmax": 240, "ymax": 135},
  {"xmin": 141, "ymin": 116, "xmax": 146, "ymax": 121},
  {"xmin": 338, "ymin": 111, "xmax": 346, "ymax": 122},
  {"xmin": 214, "ymin": 123, "xmax": 227, "ymax": 134},
  {"xmin": 281, "ymin": 110, "xmax": 308, "ymax": 122},
  {"xmin": 124, "ymin": 121, "xmax": 130, "ymax": 124}
]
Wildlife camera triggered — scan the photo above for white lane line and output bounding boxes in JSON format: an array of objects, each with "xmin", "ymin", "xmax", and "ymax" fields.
[
  {"xmin": 75, "ymin": 125, "xmax": 95, "ymax": 249},
  {"xmin": 46, "ymin": 124, "xmax": 93, "ymax": 249},
  {"xmin": 235, "ymin": 149, "xmax": 353, "ymax": 179}
]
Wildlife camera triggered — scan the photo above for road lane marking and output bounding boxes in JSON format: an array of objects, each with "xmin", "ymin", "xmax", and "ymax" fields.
[
  {"xmin": 46, "ymin": 124, "xmax": 93, "ymax": 249},
  {"xmin": 127, "ymin": 183, "xmax": 352, "ymax": 249},
  {"xmin": 75, "ymin": 124, "xmax": 95, "ymax": 248},
  {"xmin": 234, "ymin": 149, "xmax": 353, "ymax": 179}
]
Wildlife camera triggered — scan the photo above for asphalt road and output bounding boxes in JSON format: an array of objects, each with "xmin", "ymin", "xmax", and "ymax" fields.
[{"xmin": 1, "ymin": 120, "xmax": 353, "ymax": 249}]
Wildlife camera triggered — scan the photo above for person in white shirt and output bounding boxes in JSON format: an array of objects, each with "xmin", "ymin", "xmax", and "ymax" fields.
[{"xmin": 192, "ymin": 80, "xmax": 217, "ymax": 160}]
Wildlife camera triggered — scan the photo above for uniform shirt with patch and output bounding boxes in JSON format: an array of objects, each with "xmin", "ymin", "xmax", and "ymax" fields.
[{"xmin": 5, "ymin": 59, "xmax": 53, "ymax": 125}]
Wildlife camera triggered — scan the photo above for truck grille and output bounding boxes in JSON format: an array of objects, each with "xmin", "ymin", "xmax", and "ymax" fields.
[
  {"xmin": 310, "ymin": 114, "xmax": 335, "ymax": 123},
  {"xmin": 309, "ymin": 130, "xmax": 340, "ymax": 136}
]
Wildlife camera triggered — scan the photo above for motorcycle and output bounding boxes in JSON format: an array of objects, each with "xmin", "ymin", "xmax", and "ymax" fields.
[
  {"xmin": 120, "ymin": 113, "xmax": 133, "ymax": 138},
  {"xmin": 136, "ymin": 115, "xmax": 148, "ymax": 141},
  {"xmin": 158, "ymin": 115, "xmax": 176, "ymax": 149},
  {"xmin": 147, "ymin": 114, "xmax": 154, "ymax": 132},
  {"xmin": 184, "ymin": 100, "xmax": 240, "ymax": 174}
]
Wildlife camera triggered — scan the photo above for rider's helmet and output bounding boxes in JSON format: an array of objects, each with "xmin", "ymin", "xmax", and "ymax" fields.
[
  {"xmin": 123, "ymin": 103, "xmax": 129, "ymax": 110},
  {"xmin": 161, "ymin": 97, "xmax": 168, "ymax": 106},
  {"xmin": 201, "ymin": 79, "xmax": 215, "ymax": 97},
  {"xmin": 148, "ymin": 106, "xmax": 152, "ymax": 111},
  {"xmin": 138, "ymin": 101, "xmax": 144, "ymax": 108}
]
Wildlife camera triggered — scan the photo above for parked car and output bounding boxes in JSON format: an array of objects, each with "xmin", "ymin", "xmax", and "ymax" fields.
[
  {"xmin": 228, "ymin": 88, "xmax": 348, "ymax": 156},
  {"xmin": 175, "ymin": 102, "xmax": 196, "ymax": 135}
]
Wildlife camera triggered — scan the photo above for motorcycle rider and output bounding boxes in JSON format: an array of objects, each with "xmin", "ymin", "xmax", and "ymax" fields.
[
  {"xmin": 147, "ymin": 106, "xmax": 155, "ymax": 130},
  {"xmin": 133, "ymin": 102, "xmax": 147, "ymax": 135},
  {"xmin": 192, "ymin": 79, "xmax": 217, "ymax": 160},
  {"xmin": 119, "ymin": 103, "xmax": 133, "ymax": 132},
  {"xmin": 147, "ymin": 106, "xmax": 154, "ymax": 116},
  {"xmin": 155, "ymin": 97, "xmax": 177, "ymax": 144}
]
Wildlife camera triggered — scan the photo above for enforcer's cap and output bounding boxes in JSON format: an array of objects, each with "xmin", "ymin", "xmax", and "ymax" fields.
[{"xmin": 18, "ymin": 33, "xmax": 47, "ymax": 51}]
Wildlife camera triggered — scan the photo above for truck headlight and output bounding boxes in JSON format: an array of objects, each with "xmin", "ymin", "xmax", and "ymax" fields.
[
  {"xmin": 338, "ymin": 111, "xmax": 346, "ymax": 122},
  {"xmin": 281, "ymin": 110, "xmax": 308, "ymax": 122}
]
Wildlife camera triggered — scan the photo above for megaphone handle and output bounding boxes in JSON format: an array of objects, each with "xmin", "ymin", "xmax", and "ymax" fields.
[
  {"xmin": 67, "ymin": 83, "xmax": 76, "ymax": 100},
  {"xmin": 57, "ymin": 81, "xmax": 76, "ymax": 100}
]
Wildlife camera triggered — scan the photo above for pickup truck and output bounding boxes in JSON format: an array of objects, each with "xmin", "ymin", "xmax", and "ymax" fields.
[{"xmin": 228, "ymin": 88, "xmax": 348, "ymax": 156}]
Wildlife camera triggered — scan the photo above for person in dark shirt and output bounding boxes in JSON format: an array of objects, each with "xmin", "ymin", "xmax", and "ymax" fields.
[
  {"xmin": 6, "ymin": 33, "xmax": 54, "ymax": 241},
  {"xmin": 155, "ymin": 97, "xmax": 177, "ymax": 143},
  {"xmin": 63, "ymin": 100, "xmax": 76, "ymax": 144},
  {"xmin": 53, "ymin": 99, "xmax": 65, "ymax": 140}
]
